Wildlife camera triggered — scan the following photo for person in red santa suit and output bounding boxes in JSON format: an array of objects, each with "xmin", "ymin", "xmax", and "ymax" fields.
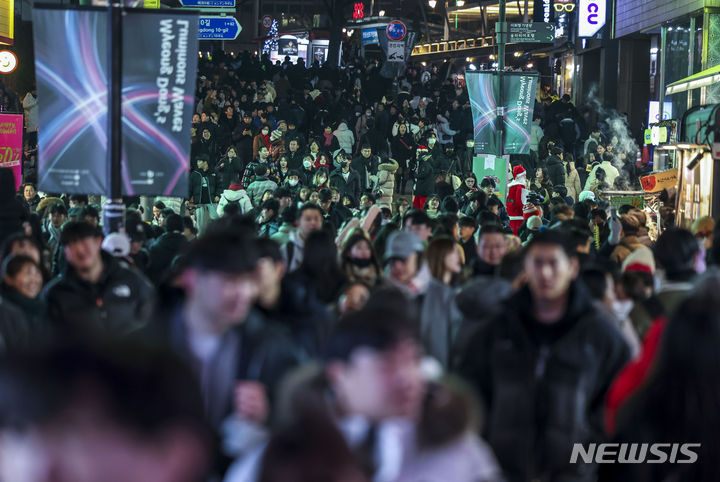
[{"xmin": 507, "ymin": 165, "xmax": 528, "ymax": 235}]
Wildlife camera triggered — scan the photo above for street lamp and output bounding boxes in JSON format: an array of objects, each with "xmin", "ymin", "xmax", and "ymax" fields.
[
  {"xmin": 428, "ymin": 0, "xmax": 437, "ymax": 8},
  {"xmin": 379, "ymin": 9, "xmax": 385, "ymax": 16},
  {"xmin": 457, "ymin": 0, "xmax": 465, "ymax": 6}
]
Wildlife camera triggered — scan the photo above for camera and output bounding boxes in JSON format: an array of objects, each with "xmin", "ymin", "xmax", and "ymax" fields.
[{"xmin": 526, "ymin": 191, "xmax": 545, "ymax": 206}]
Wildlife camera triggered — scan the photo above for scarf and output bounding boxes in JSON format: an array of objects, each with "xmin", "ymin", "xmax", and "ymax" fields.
[{"xmin": 323, "ymin": 132, "xmax": 334, "ymax": 146}]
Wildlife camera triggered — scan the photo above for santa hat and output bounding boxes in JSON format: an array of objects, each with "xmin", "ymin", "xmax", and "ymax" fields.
[
  {"xmin": 621, "ymin": 246, "xmax": 656, "ymax": 275},
  {"xmin": 512, "ymin": 165, "xmax": 526, "ymax": 180}
]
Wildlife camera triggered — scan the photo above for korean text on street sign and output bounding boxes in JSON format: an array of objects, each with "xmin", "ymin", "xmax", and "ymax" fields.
[
  {"xmin": 198, "ymin": 16, "xmax": 241, "ymax": 40},
  {"xmin": 506, "ymin": 22, "xmax": 555, "ymax": 43},
  {"xmin": 181, "ymin": 0, "xmax": 234, "ymax": 7},
  {"xmin": 387, "ymin": 40, "xmax": 404, "ymax": 62}
]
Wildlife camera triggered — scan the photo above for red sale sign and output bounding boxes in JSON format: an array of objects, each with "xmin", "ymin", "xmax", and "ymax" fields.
[{"xmin": 0, "ymin": 114, "xmax": 22, "ymax": 190}]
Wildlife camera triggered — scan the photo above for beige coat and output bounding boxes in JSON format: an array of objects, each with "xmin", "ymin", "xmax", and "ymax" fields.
[
  {"xmin": 376, "ymin": 158, "xmax": 399, "ymax": 208},
  {"xmin": 565, "ymin": 163, "xmax": 582, "ymax": 201}
]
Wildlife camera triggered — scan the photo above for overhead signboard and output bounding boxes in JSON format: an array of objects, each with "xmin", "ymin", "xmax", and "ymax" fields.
[
  {"xmin": 181, "ymin": 0, "xmax": 234, "ymax": 7},
  {"xmin": 505, "ymin": 22, "xmax": 555, "ymax": 43},
  {"xmin": 0, "ymin": 0, "xmax": 13, "ymax": 45},
  {"xmin": 198, "ymin": 16, "xmax": 241, "ymax": 40},
  {"xmin": 361, "ymin": 27, "xmax": 379, "ymax": 45},
  {"xmin": 352, "ymin": 2, "xmax": 364, "ymax": 19},
  {"xmin": 578, "ymin": 0, "xmax": 606, "ymax": 37}
]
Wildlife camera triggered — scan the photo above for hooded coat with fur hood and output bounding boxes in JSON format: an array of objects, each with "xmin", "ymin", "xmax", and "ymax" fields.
[{"xmin": 376, "ymin": 158, "xmax": 399, "ymax": 207}]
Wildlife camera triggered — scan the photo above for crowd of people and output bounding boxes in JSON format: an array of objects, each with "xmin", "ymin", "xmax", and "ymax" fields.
[{"xmin": 0, "ymin": 51, "xmax": 717, "ymax": 482}]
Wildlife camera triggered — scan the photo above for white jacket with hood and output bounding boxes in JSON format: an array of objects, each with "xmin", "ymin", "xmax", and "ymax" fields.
[
  {"xmin": 333, "ymin": 122, "xmax": 355, "ymax": 154},
  {"xmin": 216, "ymin": 187, "xmax": 253, "ymax": 216}
]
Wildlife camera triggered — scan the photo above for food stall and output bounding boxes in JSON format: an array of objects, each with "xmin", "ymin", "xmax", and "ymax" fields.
[{"xmin": 655, "ymin": 104, "xmax": 720, "ymax": 228}]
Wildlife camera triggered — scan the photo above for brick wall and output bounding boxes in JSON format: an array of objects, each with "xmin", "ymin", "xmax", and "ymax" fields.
[{"xmin": 615, "ymin": 0, "xmax": 720, "ymax": 38}]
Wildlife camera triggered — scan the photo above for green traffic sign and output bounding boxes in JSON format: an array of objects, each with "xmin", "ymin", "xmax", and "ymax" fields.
[{"xmin": 506, "ymin": 22, "xmax": 555, "ymax": 43}]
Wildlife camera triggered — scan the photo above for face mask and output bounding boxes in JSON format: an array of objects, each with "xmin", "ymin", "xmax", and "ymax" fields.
[
  {"xmin": 262, "ymin": 129, "xmax": 269, "ymax": 135},
  {"xmin": 341, "ymin": 161, "xmax": 348, "ymax": 169},
  {"xmin": 349, "ymin": 257, "xmax": 373, "ymax": 268},
  {"xmin": 288, "ymin": 179, "xmax": 298, "ymax": 186},
  {"xmin": 428, "ymin": 138, "xmax": 436, "ymax": 146},
  {"xmin": 303, "ymin": 160, "xmax": 312, "ymax": 169}
]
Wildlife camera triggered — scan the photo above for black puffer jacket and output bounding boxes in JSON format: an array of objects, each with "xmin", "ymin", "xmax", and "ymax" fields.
[
  {"xmin": 546, "ymin": 155, "xmax": 565, "ymax": 188},
  {"xmin": 457, "ymin": 282, "xmax": 631, "ymax": 482},
  {"xmin": 44, "ymin": 252, "xmax": 155, "ymax": 337},
  {"xmin": 413, "ymin": 157, "xmax": 435, "ymax": 197}
]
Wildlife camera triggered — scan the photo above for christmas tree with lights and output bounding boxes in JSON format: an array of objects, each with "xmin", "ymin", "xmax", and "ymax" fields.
[{"xmin": 263, "ymin": 19, "xmax": 279, "ymax": 55}]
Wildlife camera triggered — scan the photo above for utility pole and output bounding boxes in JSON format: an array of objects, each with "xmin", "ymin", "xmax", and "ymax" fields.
[
  {"xmin": 495, "ymin": 0, "xmax": 506, "ymax": 157},
  {"xmin": 104, "ymin": 0, "xmax": 125, "ymax": 235}
]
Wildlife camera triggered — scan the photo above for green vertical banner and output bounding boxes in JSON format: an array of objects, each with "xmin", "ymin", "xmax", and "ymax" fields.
[
  {"xmin": 504, "ymin": 73, "xmax": 538, "ymax": 154},
  {"xmin": 473, "ymin": 155, "xmax": 509, "ymax": 202},
  {"xmin": 466, "ymin": 71, "xmax": 539, "ymax": 155}
]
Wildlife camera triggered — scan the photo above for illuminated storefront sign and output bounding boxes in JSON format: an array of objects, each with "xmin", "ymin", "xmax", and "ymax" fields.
[{"xmin": 578, "ymin": 0, "xmax": 606, "ymax": 37}]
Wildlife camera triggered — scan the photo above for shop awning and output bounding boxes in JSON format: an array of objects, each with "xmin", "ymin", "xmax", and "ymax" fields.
[{"xmin": 666, "ymin": 64, "xmax": 720, "ymax": 95}]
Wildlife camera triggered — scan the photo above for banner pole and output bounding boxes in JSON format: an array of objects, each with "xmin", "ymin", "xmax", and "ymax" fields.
[
  {"xmin": 104, "ymin": 1, "xmax": 125, "ymax": 236},
  {"xmin": 496, "ymin": 0, "xmax": 506, "ymax": 158}
]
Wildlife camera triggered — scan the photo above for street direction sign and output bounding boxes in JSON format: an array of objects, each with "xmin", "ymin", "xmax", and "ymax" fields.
[
  {"xmin": 198, "ymin": 16, "xmax": 241, "ymax": 40},
  {"xmin": 505, "ymin": 22, "xmax": 555, "ymax": 43},
  {"xmin": 181, "ymin": 0, "xmax": 235, "ymax": 7}
]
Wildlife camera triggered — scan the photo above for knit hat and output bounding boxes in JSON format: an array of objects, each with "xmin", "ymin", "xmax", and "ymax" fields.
[
  {"xmin": 526, "ymin": 215, "xmax": 543, "ymax": 231},
  {"xmin": 228, "ymin": 182, "xmax": 243, "ymax": 191},
  {"xmin": 622, "ymin": 246, "xmax": 655, "ymax": 275},
  {"xmin": 578, "ymin": 190, "xmax": 596, "ymax": 202},
  {"xmin": 270, "ymin": 129, "xmax": 283, "ymax": 141},
  {"xmin": 512, "ymin": 165, "xmax": 526, "ymax": 180},
  {"xmin": 309, "ymin": 89, "xmax": 322, "ymax": 100}
]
